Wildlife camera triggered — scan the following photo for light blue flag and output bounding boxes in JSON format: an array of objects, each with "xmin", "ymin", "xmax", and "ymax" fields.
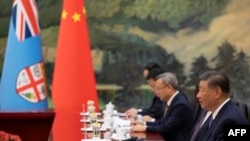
[{"xmin": 0, "ymin": 0, "xmax": 47, "ymax": 111}]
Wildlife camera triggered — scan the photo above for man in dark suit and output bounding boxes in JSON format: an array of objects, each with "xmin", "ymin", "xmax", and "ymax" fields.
[
  {"xmin": 131, "ymin": 72, "xmax": 194, "ymax": 141},
  {"xmin": 139, "ymin": 68, "xmax": 165, "ymax": 120},
  {"xmin": 125, "ymin": 62, "xmax": 164, "ymax": 121},
  {"xmin": 188, "ymin": 70, "xmax": 249, "ymax": 141}
]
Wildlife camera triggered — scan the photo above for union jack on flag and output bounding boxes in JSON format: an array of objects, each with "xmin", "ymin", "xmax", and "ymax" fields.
[{"xmin": 12, "ymin": 0, "xmax": 40, "ymax": 42}]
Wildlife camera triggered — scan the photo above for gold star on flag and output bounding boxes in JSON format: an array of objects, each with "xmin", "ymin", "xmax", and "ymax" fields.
[
  {"xmin": 72, "ymin": 12, "xmax": 81, "ymax": 22},
  {"xmin": 61, "ymin": 10, "xmax": 68, "ymax": 19}
]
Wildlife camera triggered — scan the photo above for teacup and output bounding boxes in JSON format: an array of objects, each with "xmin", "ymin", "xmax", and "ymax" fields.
[
  {"xmin": 103, "ymin": 110, "xmax": 113, "ymax": 118},
  {"xmin": 116, "ymin": 127, "xmax": 127, "ymax": 139},
  {"xmin": 103, "ymin": 117, "xmax": 113, "ymax": 128}
]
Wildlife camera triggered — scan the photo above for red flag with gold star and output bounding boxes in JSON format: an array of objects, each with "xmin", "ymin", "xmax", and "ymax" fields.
[{"xmin": 52, "ymin": 0, "xmax": 99, "ymax": 140}]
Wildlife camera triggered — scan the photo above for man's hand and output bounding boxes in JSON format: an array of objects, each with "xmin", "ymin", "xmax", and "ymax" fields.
[
  {"xmin": 131, "ymin": 125, "xmax": 147, "ymax": 132},
  {"xmin": 125, "ymin": 108, "xmax": 138, "ymax": 119},
  {"xmin": 130, "ymin": 119, "xmax": 144, "ymax": 126},
  {"xmin": 142, "ymin": 115, "xmax": 154, "ymax": 122}
]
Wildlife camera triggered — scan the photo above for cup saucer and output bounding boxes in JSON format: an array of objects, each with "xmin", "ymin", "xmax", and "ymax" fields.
[{"xmin": 111, "ymin": 133, "xmax": 130, "ymax": 140}]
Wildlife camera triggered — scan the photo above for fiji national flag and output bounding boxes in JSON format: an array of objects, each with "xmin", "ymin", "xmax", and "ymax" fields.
[{"xmin": 0, "ymin": 0, "xmax": 47, "ymax": 110}]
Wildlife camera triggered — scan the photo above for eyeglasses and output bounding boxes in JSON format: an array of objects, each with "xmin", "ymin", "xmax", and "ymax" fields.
[{"xmin": 154, "ymin": 85, "xmax": 168, "ymax": 91}]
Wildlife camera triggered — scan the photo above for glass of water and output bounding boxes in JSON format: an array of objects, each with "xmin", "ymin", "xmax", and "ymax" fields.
[{"xmin": 92, "ymin": 122, "xmax": 101, "ymax": 139}]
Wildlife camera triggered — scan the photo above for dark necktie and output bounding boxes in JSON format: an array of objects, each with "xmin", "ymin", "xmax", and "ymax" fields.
[
  {"xmin": 191, "ymin": 114, "xmax": 213, "ymax": 141},
  {"xmin": 208, "ymin": 115, "xmax": 213, "ymax": 128},
  {"xmin": 190, "ymin": 112, "xmax": 210, "ymax": 141}
]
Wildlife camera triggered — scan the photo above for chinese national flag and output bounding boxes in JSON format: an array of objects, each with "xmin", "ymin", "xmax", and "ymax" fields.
[{"xmin": 52, "ymin": 0, "xmax": 99, "ymax": 140}]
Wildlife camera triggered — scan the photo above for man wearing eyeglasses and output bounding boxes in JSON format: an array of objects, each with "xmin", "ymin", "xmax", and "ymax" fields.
[{"xmin": 131, "ymin": 72, "xmax": 194, "ymax": 141}]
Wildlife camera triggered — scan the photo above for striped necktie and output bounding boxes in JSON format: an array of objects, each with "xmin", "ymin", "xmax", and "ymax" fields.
[
  {"xmin": 190, "ymin": 111, "xmax": 207, "ymax": 141},
  {"xmin": 163, "ymin": 102, "xmax": 169, "ymax": 117}
]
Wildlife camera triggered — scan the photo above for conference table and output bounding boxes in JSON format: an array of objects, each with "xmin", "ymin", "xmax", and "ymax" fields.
[
  {"xmin": 82, "ymin": 130, "xmax": 164, "ymax": 141},
  {"xmin": 80, "ymin": 111, "xmax": 165, "ymax": 141},
  {"xmin": 0, "ymin": 110, "xmax": 55, "ymax": 141}
]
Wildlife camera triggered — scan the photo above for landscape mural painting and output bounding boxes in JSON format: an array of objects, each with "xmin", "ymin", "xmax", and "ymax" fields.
[{"xmin": 0, "ymin": 0, "xmax": 249, "ymax": 110}]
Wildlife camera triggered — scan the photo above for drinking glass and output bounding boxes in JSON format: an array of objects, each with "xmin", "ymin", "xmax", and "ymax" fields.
[{"xmin": 92, "ymin": 122, "xmax": 101, "ymax": 139}]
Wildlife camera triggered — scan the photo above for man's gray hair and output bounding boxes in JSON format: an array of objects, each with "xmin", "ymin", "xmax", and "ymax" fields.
[{"xmin": 156, "ymin": 72, "xmax": 178, "ymax": 89}]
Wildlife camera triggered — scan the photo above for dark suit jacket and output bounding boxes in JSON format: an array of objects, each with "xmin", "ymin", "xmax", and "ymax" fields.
[
  {"xmin": 146, "ymin": 92, "xmax": 194, "ymax": 141},
  {"xmin": 195, "ymin": 100, "xmax": 249, "ymax": 141},
  {"xmin": 186, "ymin": 110, "xmax": 210, "ymax": 141},
  {"xmin": 139, "ymin": 96, "xmax": 164, "ymax": 120}
]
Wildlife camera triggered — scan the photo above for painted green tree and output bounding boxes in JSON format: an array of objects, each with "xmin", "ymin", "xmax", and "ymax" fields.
[
  {"xmin": 187, "ymin": 55, "xmax": 211, "ymax": 87},
  {"xmin": 231, "ymin": 51, "xmax": 250, "ymax": 100},
  {"xmin": 85, "ymin": 0, "xmax": 229, "ymax": 31},
  {"xmin": 211, "ymin": 41, "xmax": 250, "ymax": 101},
  {"xmin": 212, "ymin": 41, "xmax": 237, "ymax": 78}
]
